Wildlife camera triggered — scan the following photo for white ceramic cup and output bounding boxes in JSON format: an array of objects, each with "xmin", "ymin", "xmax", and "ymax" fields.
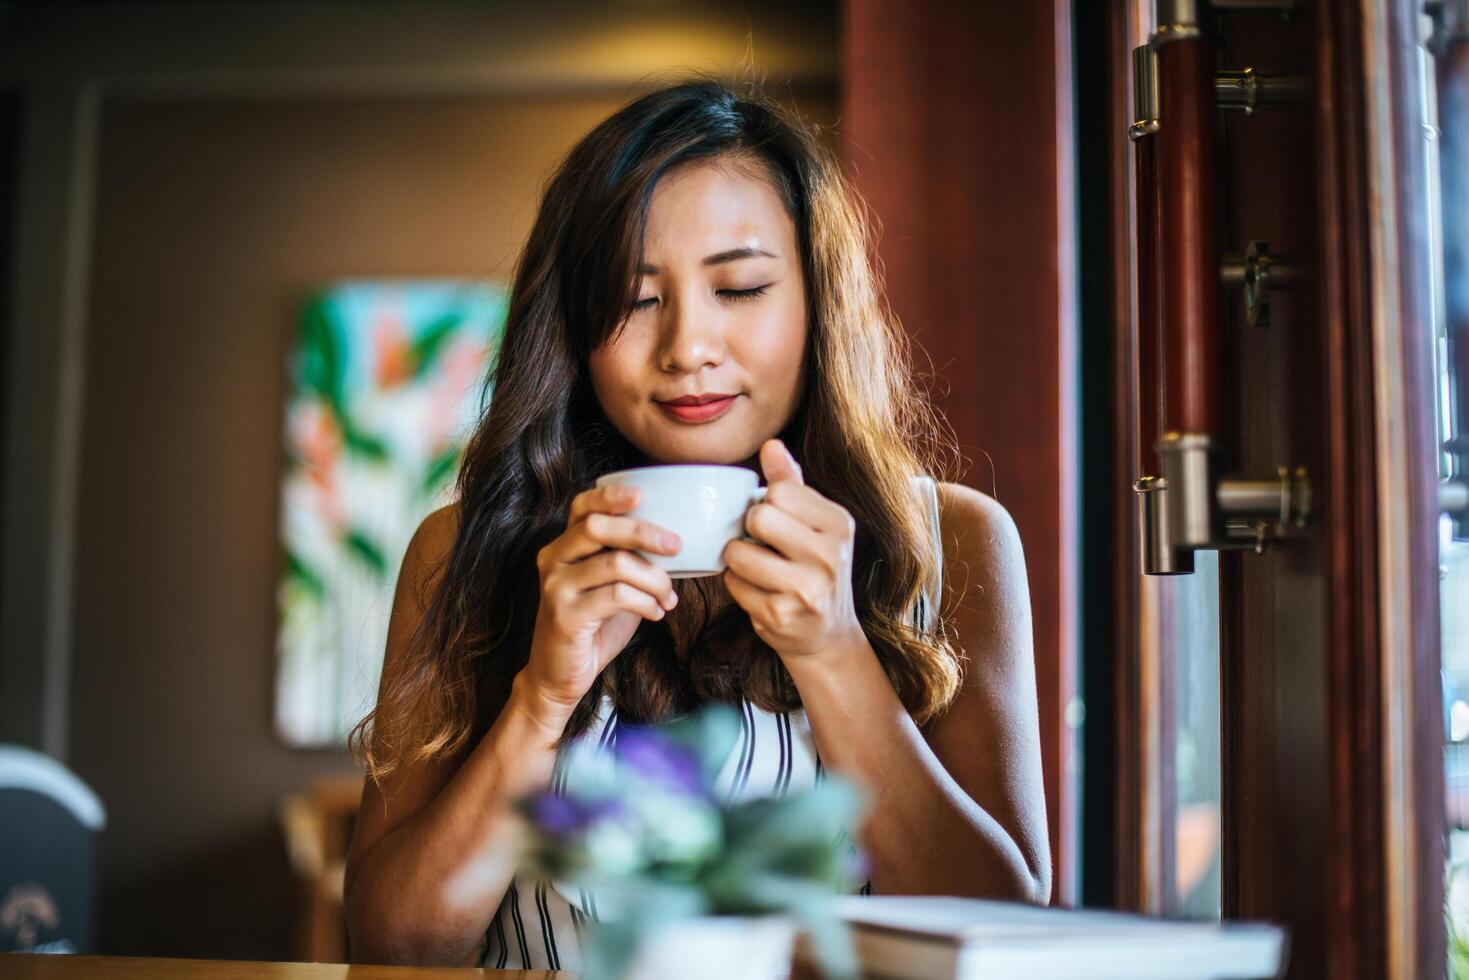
[{"xmin": 593, "ymin": 464, "xmax": 768, "ymax": 578}]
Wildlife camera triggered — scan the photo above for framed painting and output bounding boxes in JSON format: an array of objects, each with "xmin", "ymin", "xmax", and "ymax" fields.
[{"xmin": 274, "ymin": 280, "xmax": 506, "ymax": 747}]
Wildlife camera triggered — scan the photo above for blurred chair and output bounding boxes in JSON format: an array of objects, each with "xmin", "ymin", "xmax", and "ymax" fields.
[
  {"xmin": 278, "ymin": 774, "xmax": 364, "ymax": 963},
  {"xmin": 0, "ymin": 745, "xmax": 106, "ymax": 953}
]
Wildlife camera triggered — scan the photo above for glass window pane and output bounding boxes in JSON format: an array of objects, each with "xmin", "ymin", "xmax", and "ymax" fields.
[
  {"xmin": 1422, "ymin": 8, "xmax": 1469, "ymax": 971},
  {"xmin": 1164, "ymin": 551, "xmax": 1222, "ymax": 919}
]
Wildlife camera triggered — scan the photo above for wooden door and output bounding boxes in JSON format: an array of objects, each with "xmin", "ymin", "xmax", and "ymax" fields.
[{"xmin": 1107, "ymin": 1, "xmax": 1446, "ymax": 976}]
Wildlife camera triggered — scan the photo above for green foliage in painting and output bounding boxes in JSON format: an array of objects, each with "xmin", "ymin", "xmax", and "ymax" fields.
[
  {"xmin": 423, "ymin": 447, "xmax": 461, "ymax": 496},
  {"xmin": 410, "ymin": 312, "xmax": 463, "ymax": 380}
]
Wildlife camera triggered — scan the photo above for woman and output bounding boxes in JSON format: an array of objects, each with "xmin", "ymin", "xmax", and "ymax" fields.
[{"xmin": 343, "ymin": 77, "xmax": 1049, "ymax": 969}]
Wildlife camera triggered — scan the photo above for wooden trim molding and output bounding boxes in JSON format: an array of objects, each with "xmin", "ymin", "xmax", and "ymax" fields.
[{"xmin": 1359, "ymin": 0, "xmax": 1445, "ymax": 973}]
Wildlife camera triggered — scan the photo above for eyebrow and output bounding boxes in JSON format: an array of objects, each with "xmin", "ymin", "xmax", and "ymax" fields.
[{"xmin": 638, "ymin": 247, "xmax": 779, "ymax": 275}]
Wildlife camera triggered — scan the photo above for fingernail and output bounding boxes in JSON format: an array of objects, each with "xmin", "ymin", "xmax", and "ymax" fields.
[
  {"xmin": 666, "ymin": 590, "xmax": 678, "ymax": 608},
  {"xmin": 660, "ymin": 532, "xmax": 680, "ymax": 552}
]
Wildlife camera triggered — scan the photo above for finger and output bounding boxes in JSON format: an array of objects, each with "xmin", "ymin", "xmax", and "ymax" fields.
[
  {"xmin": 761, "ymin": 481, "xmax": 851, "ymax": 537},
  {"xmin": 552, "ymin": 510, "xmax": 683, "ymax": 567},
  {"xmin": 567, "ymin": 549, "xmax": 678, "ymax": 610},
  {"xmin": 723, "ymin": 564, "xmax": 776, "ymax": 611},
  {"xmin": 569, "ymin": 580, "xmax": 669, "ymax": 627},
  {"xmin": 724, "ymin": 538, "xmax": 801, "ymax": 593},
  {"xmin": 569, "ymin": 484, "xmax": 641, "ymax": 524},
  {"xmin": 759, "ymin": 438, "xmax": 804, "ymax": 486},
  {"xmin": 743, "ymin": 499, "xmax": 828, "ymax": 565},
  {"xmin": 549, "ymin": 486, "xmax": 644, "ymax": 567}
]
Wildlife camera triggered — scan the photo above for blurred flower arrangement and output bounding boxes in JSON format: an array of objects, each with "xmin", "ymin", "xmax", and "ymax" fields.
[
  {"xmin": 516, "ymin": 704, "xmax": 866, "ymax": 980},
  {"xmin": 275, "ymin": 281, "xmax": 505, "ymax": 747}
]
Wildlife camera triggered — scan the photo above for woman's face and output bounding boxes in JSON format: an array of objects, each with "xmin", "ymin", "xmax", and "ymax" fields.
[{"xmin": 589, "ymin": 157, "xmax": 809, "ymax": 470}]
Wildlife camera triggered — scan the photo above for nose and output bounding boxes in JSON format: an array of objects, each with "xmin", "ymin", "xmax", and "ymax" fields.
[{"xmin": 657, "ymin": 291, "xmax": 726, "ymax": 375}]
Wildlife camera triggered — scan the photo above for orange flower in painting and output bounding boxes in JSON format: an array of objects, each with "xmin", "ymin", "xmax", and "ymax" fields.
[
  {"xmin": 425, "ymin": 336, "xmax": 488, "ymax": 454},
  {"xmin": 373, "ymin": 311, "xmax": 414, "ymax": 388},
  {"xmin": 291, "ymin": 400, "xmax": 346, "ymax": 533}
]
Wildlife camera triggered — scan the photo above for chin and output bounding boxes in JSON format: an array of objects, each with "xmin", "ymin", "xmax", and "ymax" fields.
[
  {"xmin": 638, "ymin": 440, "xmax": 750, "ymax": 467},
  {"xmin": 660, "ymin": 450, "xmax": 744, "ymax": 465}
]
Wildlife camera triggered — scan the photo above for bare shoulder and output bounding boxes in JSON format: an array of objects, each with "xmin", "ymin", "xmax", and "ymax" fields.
[
  {"xmin": 397, "ymin": 502, "xmax": 461, "ymax": 611},
  {"xmin": 933, "ymin": 480, "xmax": 1023, "ymax": 547},
  {"xmin": 931, "ymin": 481, "xmax": 1029, "ymax": 623},
  {"xmin": 411, "ymin": 502, "xmax": 461, "ymax": 560}
]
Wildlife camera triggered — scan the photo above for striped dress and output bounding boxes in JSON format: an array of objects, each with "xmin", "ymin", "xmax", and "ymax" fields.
[{"xmin": 479, "ymin": 474, "xmax": 944, "ymax": 970}]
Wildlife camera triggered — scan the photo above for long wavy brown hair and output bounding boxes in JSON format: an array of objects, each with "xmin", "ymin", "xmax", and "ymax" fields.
[{"xmin": 350, "ymin": 76, "xmax": 963, "ymax": 787}]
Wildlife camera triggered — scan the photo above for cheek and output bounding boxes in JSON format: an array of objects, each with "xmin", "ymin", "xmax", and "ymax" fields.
[
  {"xmin": 588, "ymin": 345, "xmax": 637, "ymax": 403},
  {"xmin": 742, "ymin": 296, "xmax": 807, "ymax": 379}
]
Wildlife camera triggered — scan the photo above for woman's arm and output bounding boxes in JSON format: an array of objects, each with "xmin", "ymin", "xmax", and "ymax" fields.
[
  {"xmin": 782, "ymin": 481, "xmax": 1051, "ymax": 902},
  {"xmin": 342, "ymin": 505, "xmax": 569, "ymax": 966}
]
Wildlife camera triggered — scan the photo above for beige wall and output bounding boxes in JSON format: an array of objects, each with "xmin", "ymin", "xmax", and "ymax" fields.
[{"xmin": 72, "ymin": 91, "xmax": 838, "ymax": 959}]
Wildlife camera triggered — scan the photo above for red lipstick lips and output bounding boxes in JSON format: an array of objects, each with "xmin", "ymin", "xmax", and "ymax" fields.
[{"xmin": 656, "ymin": 392, "xmax": 739, "ymax": 423}]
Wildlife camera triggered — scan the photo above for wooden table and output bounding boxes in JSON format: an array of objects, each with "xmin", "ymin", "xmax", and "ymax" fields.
[{"xmin": 0, "ymin": 956, "xmax": 558, "ymax": 978}]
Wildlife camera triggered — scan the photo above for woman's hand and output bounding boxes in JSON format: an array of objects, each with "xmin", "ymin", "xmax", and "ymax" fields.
[
  {"xmin": 521, "ymin": 484, "xmax": 682, "ymax": 728},
  {"xmin": 722, "ymin": 438, "xmax": 865, "ymax": 661}
]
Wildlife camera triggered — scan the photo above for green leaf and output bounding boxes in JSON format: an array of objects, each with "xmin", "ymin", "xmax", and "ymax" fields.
[
  {"xmin": 410, "ymin": 312, "xmax": 463, "ymax": 380},
  {"xmin": 283, "ymin": 548, "xmax": 326, "ymax": 599},
  {"xmin": 341, "ymin": 422, "xmax": 390, "ymax": 462},
  {"xmin": 659, "ymin": 703, "xmax": 741, "ymax": 785},
  {"xmin": 300, "ymin": 300, "xmax": 346, "ymax": 414},
  {"xmin": 343, "ymin": 529, "xmax": 387, "ymax": 577},
  {"xmin": 724, "ymin": 779, "xmax": 865, "ymax": 855},
  {"xmin": 422, "ymin": 447, "xmax": 461, "ymax": 495},
  {"xmin": 796, "ymin": 910, "xmax": 860, "ymax": 980}
]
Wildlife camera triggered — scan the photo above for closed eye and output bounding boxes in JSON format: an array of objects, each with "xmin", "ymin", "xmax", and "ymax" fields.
[
  {"xmin": 719, "ymin": 284, "xmax": 771, "ymax": 302},
  {"xmin": 630, "ymin": 284, "xmax": 772, "ymax": 312}
]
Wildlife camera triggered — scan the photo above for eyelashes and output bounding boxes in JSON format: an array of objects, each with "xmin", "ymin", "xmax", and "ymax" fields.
[
  {"xmin": 720, "ymin": 284, "xmax": 771, "ymax": 302},
  {"xmin": 630, "ymin": 284, "xmax": 771, "ymax": 312}
]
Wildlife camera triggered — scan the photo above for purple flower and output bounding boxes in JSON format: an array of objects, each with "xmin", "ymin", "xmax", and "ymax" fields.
[
  {"xmin": 526, "ymin": 791, "xmax": 626, "ymax": 837},
  {"xmin": 613, "ymin": 727, "xmax": 706, "ymax": 797}
]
